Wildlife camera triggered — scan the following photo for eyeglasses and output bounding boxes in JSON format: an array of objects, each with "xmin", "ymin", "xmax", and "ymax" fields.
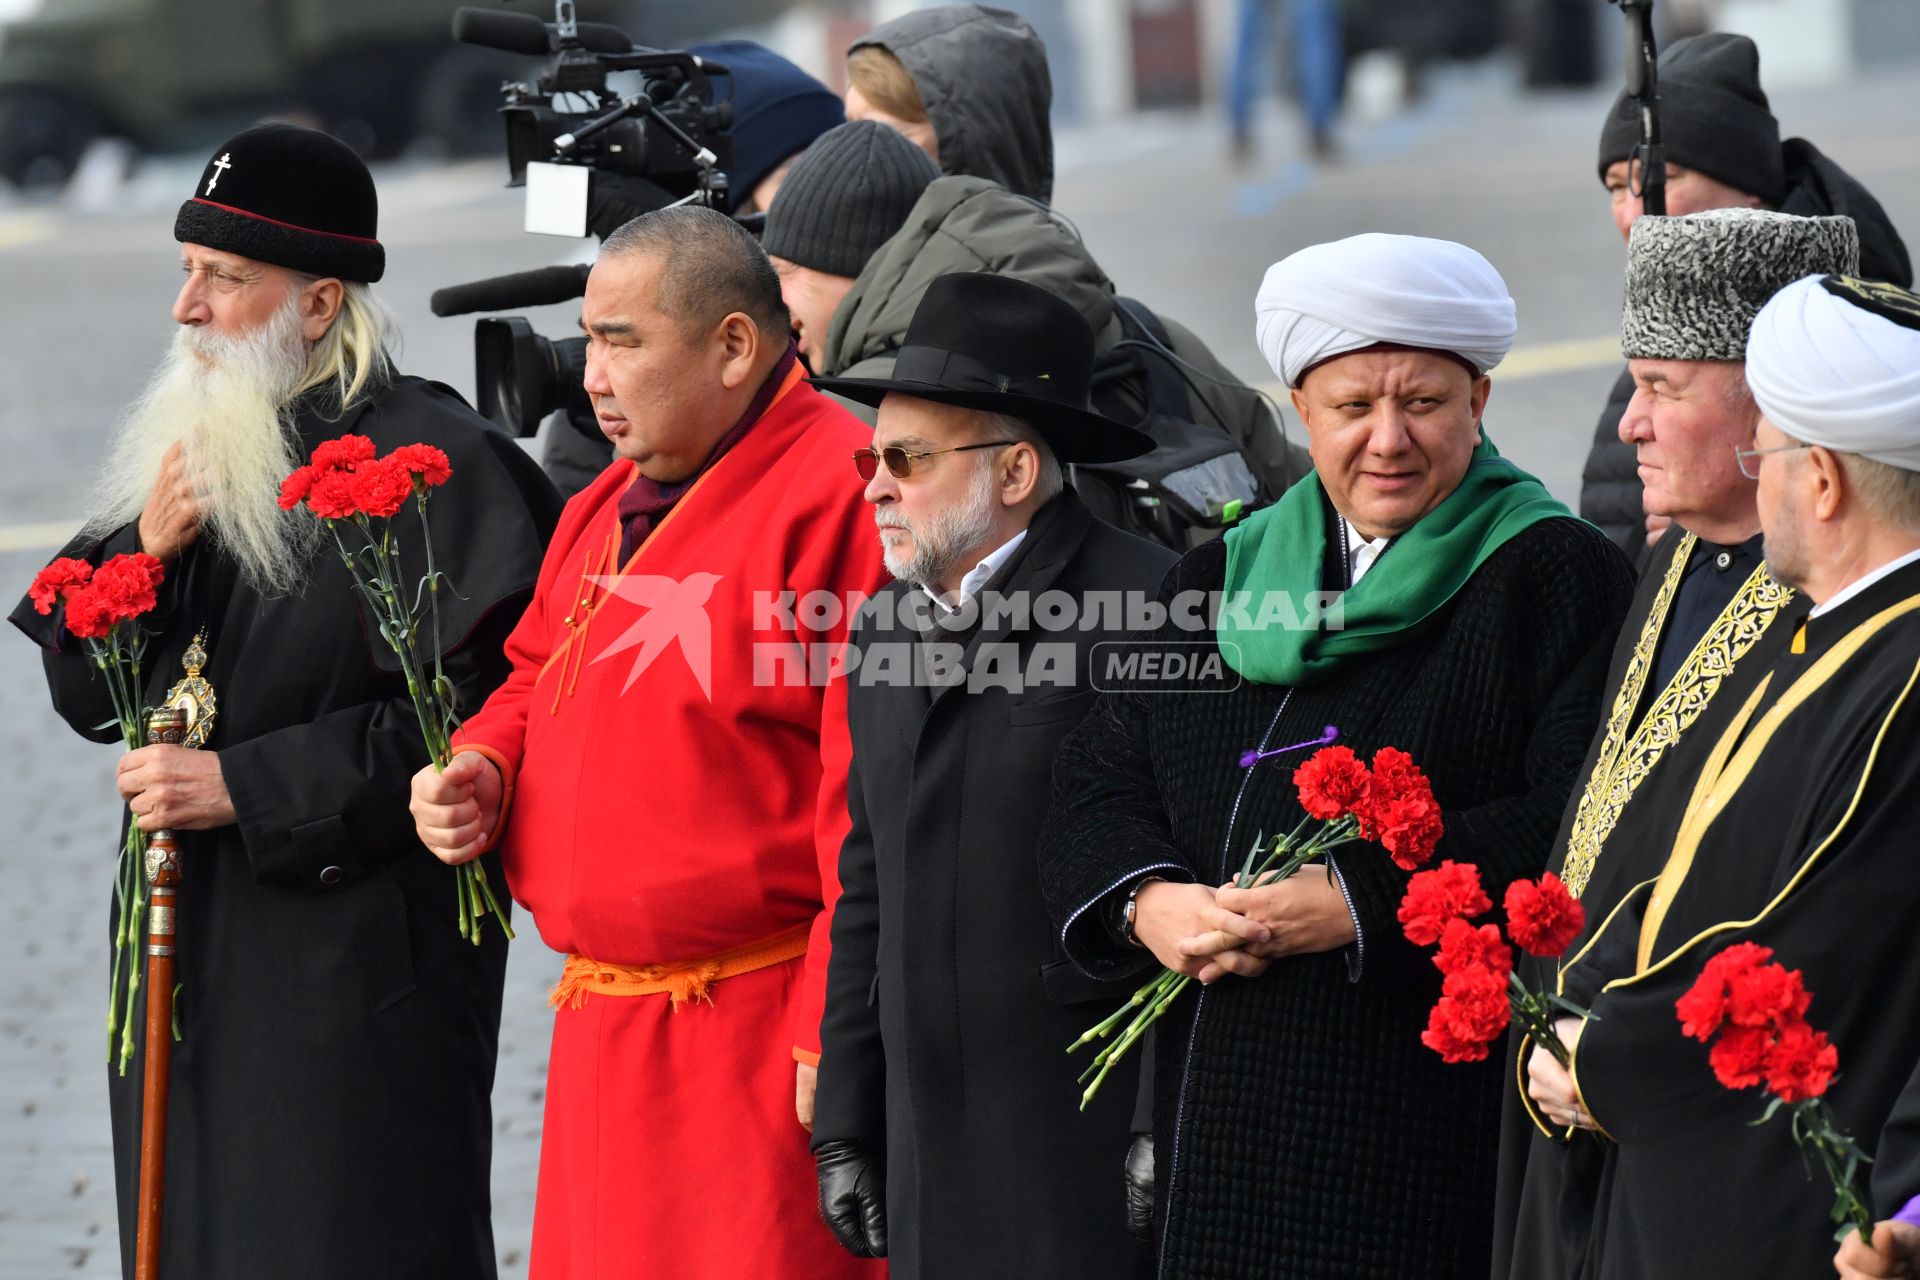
[
  {"xmin": 1733, "ymin": 442, "xmax": 1812, "ymax": 480},
  {"xmin": 853, "ymin": 441, "xmax": 1013, "ymax": 481}
]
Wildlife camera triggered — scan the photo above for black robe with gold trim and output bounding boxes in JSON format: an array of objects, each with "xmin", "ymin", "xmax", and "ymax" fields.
[
  {"xmin": 1493, "ymin": 525, "xmax": 1802, "ymax": 1280},
  {"xmin": 1550, "ymin": 558, "xmax": 1920, "ymax": 1279}
]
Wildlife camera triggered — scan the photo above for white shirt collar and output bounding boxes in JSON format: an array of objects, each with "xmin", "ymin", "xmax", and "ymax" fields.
[
  {"xmin": 1808, "ymin": 545, "xmax": 1920, "ymax": 617},
  {"xmin": 1342, "ymin": 518, "xmax": 1392, "ymax": 585},
  {"xmin": 924, "ymin": 529, "xmax": 1028, "ymax": 612}
]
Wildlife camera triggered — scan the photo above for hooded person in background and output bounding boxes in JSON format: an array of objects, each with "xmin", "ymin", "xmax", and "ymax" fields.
[
  {"xmin": 1578, "ymin": 32, "xmax": 1911, "ymax": 563},
  {"xmin": 539, "ymin": 39, "xmax": 845, "ymax": 498},
  {"xmin": 763, "ymin": 120, "xmax": 1309, "ymax": 511},
  {"xmin": 844, "ymin": 3, "xmax": 1053, "ymax": 204},
  {"xmin": 9, "ymin": 123, "xmax": 560, "ymax": 1279}
]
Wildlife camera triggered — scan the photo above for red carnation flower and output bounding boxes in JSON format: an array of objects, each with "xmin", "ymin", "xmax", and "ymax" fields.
[
  {"xmin": 1293, "ymin": 745, "xmax": 1371, "ymax": 821},
  {"xmin": 1368, "ymin": 746, "xmax": 1423, "ymax": 798},
  {"xmin": 88, "ymin": 553, "xmax": 163, "ymax": 623},
  {"xmin": 1707, "ymin": 1023, "xmax": 1773, "ymax": 1090},
  {"xmin": 1434, "ymin": 918, "xmax": 1513, "ymax": 979},
  {"xmin": 28, "ymin": 557, "xmax": 94, "ymax": 615},
  {"xmin": 310, "ymin": 434, "xmax": 377, "ymax": 472},
  {"xmin": 1727, "ymin": 962, "xmax": 1812, "ymax": 1030},
  {"xmin": 1421, "ymin": 1000, "xmax": 1492, "ymax": 1064},
  {"xmin": 349, "ymin": 456, "xmax": 414, "ymax": 519},
  {"xmin": 1505, "ymin": 873, "xmax": 1585, "ymax": 958},
  {"xmin": 1368, "ymin": 792, "xmax": 1444, "ymax": 870},
  {"xmin": 62, "ymin": 586, "xmax": 114, "ymax": 640},
  {"xmin": 1675, "ymin": 941, "xmax": 1776, "ymax": 1041},
  {"xmin": 279, "ymin": 465, "xmax": 315, "ymax": 511},
  {"xmin": 389, "ymin": 443, "xmax": 452, "ymax": 488},
  {"xmin": 1432, "ymin": 963, "xmax": 1512, "ymax": 1047},
  {"xmin": 1764, "ymin": 1020, "xmax": 1838, "ymax": 1103},
  {"xmin": 1398, "ymin": 860, "xmax": 1492, "ymax": 946},
  {"xmin": 306, "ymin": 469, "xmax": 361, "ymax": 520}
]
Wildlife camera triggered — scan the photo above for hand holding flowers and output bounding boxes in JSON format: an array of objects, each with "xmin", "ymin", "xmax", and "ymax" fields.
[
  {"xmin": 282, "ymin": 435, "xmax": 511, "ymax": 943},
  {"xmin": 1676, "ymin": 942, "xmax": 1870, "ymax": 1243}
]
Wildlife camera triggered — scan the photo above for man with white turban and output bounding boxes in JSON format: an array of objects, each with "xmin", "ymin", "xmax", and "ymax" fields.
[
  {"xmin": 1038, "ymin": 233, "xmax": 1634, "ymax": 1279},
  {"xmin": 1500, "ymin": 207, "xmax": 1857, "ymax": 1280},
  {"xmin": 1523, "ymin": 272, "xmax": 1920, "ymax": 1280}
]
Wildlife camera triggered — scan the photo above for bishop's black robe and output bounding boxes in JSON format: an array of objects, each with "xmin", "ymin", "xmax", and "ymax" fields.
[
  {"xmin": 1493, "ymin": 526, "xmax": 1802, "ymax": 1280},
  {"xmin": 1040, "ymin": 511, "xmax": 1633, "ymax": 1280},
  {"xmin": 1551, "ymin": 556, "xmax": 1920, "ymax": 1280},
  {"xmin": 9, "ymin": 376, "xmax": 561, "ymax": 1280}
]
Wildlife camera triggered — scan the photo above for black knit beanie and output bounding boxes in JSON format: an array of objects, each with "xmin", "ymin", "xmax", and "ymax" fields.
[
  {"xmin": 1597, "ymin": 32, "xmax": 1785, "ymax": 206},
  {"xmin": 761, "ymin": 120, "xmax": 939, "ymax": 278},
  {"xmin": 174, "ymin": 123, "xmax": 385, "ymax": 282}
]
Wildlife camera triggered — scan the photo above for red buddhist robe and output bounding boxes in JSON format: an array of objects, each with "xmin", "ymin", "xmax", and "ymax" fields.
[{"xmin": 456, "ymin": 370, "xmax": 887, "ymax": 1279}]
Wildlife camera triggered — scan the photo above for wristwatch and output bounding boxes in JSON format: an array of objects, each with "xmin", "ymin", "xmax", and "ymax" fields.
[{"xmin": 1119, "ymin": 877, "xmax": 1163, "ymax": 949}]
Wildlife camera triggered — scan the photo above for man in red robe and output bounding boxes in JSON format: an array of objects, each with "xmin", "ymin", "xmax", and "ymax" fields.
[{"xmin": 410, "ymin": 206, "xmax": 887, "ymax": 1279}]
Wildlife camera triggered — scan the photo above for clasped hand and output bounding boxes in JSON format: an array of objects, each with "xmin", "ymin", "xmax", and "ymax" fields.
[
  {"xmin": 1133, "ymin": 866, "xmax": 1357, "ymax": 984},
  {"xmin": 409, "ymin": 750, "xmax": 503, "ymax": 865}
]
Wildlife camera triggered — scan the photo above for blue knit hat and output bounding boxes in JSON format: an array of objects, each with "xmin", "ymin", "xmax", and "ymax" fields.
[{"xmin": 692, "ymin": 40, "xmax": 845, "ymax": 214}]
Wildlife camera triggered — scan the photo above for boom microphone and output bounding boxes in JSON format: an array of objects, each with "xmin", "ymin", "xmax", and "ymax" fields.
[
  {"xmin": 430, "ymin": 264, "xmax": 593, "ymax": 317},
  {"xmin": 451, "ymin": 7, "xmax": 632, "ymax": 57}
]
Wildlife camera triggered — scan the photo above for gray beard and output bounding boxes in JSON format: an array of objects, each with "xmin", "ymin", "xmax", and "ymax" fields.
[
  {"xmin": 84, "ymin": 298, "xmax": 321, "ymax": 597},
  {"xmin": 875, "ymin": 456, "xmax": 1000, "ymax": 590}
]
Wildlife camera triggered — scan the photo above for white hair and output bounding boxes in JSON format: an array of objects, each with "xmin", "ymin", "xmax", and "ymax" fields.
[{"xmin": 85, "ymin": 292, "xmax": 323, "ymax": 595}]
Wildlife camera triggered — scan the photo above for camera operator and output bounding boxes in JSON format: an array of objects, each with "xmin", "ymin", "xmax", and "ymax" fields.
[{"xmin": 540, "ymin": 39, "xmax": 846, "ymax": 496}]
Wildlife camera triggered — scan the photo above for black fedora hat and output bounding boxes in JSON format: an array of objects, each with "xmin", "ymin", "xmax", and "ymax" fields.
[{"xmin": 810, "ymin": 273, "xmax": 1154, "ymax": 464}]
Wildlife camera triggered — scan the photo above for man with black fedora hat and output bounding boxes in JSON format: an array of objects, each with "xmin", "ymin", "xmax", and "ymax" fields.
[
  {"xmin": 11, "ymin": 121, "xmax": 560, "ymax": 1279},
  {"xmin": 1580, "ymin": 31, "xmax": 1911, "ymax": 562},
  {"xmin": 808, "ymin": 272, "xmax": 1173, "ymax": 1277}
]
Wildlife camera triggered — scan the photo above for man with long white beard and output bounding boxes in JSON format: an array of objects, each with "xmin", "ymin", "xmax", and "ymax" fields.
[
  {"xmin": 8, "ymin": 123, "xmax": 560, "ymax": 1279},
  {"xmin": 806, "ymin": 273, "xmax": 1173, "ymax": 1276}
]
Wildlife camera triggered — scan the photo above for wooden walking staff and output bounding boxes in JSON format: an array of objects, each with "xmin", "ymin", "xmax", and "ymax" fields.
[{"xmin": 135, "ymin": 704, "xmax": 188, "ymax": 1280}]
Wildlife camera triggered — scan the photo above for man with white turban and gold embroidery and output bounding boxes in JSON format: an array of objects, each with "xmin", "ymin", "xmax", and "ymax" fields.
[
  {"xmin": 1038, "ymin": 233, "xmax": 1635, "ymax": 1279},
  {"xmin": 1511, "ymin": 270, "xmax": 1920, "ymax": 1280}
]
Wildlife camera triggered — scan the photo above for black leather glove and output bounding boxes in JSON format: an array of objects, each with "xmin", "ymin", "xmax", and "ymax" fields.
[
  {"xmin": 815, "ymin": 1139, "xmax": 887, "ymax": 1258},
  {"xmin": 1124, "ymin": 1132, "xmax": 1155, "ymax": 1242}
]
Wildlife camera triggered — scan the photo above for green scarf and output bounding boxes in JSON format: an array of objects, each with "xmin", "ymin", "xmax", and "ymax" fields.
[{"xmin": 1219, "ymin": 437, "xmax": 1575, "ymax": 686}]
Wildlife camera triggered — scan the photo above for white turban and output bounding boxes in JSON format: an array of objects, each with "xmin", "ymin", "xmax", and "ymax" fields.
[
  {"xmin": 1747, "ymin": 274, "xmax": 1920, "ymax": 472},
  {"xmin": 1253, "ymin": 233, "xmax": 1518, "ymax": 387}
]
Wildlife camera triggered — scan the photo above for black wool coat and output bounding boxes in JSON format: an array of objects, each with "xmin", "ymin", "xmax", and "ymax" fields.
[
  {"xmin": 1039, "ymin": 511, "xmax": 1634, "ymax": 1280},
  {"xmin": 813, "ymin": 489, "xmax": 1176, "ymax": 1280},
  {"xmin": 10, "ymin": 378, "xmax": 561, "ymax": 1280}
]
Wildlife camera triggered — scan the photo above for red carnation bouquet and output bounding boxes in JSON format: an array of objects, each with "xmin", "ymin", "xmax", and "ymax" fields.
[
  {"xmin": 29, "ymin": 552, "xmax": 168, "ymax": 1071},
  {"xmin": 1069, "ymin": 740, "xmax": 1443, "ymax": 1108},
  {"xmin": 281, "ymin": 435, "xmax": 510, "ymax": 943},
  {"xmin": 1675, "ymin": 942, "xmax": 1869, "ymax": 1242},
  {"xmin": 1398, "ymin": 862, "xmax": 1587, "ymax": 1066}
]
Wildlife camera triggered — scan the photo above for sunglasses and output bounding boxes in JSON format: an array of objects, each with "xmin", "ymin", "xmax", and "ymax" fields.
[{"xmin": 852, "ymin": 440, "xmax": 1013, "ymax": 481}]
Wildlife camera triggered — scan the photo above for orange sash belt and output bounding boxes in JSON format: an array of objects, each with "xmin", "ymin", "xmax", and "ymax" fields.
[{"xmin": 548, "ymin": 922, "xmax": 811, "ymax": 1013}]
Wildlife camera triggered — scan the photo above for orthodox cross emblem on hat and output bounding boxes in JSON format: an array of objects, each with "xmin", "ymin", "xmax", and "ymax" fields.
[
  {"xmin": 1822, "ymin": 275, "xmax": 1920, "ymax": 332},
  {"xmin": 205, "ymin": 153, "xmax": 232, "ymax": 196}
]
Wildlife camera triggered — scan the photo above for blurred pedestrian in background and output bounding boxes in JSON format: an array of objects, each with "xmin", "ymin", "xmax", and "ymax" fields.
[{"xmin": 1225, "ymin": 0, "xmax": 1345, "ymax": 162}]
